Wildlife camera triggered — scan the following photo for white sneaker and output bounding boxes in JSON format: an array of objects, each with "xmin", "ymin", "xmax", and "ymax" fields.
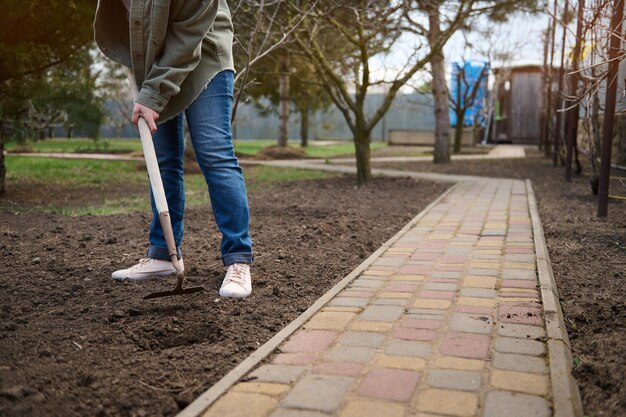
[
  {"xmin": 111, "ymin": 258, "xmax": 184, "ymax": 281},
  {"xmin": 219, "ymin": 263, "xmax": 252, "ymax": 298}
]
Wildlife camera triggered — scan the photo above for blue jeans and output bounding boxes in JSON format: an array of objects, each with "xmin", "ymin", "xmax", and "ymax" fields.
[{"xmin": 146, "ymin": 70, "xmax": 253, "ymax": 266}]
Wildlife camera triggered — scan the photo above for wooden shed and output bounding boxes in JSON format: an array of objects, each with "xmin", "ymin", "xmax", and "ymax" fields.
[{"xmin": 493, "ymin": 65, "xmax": 553, "ymax": 144}]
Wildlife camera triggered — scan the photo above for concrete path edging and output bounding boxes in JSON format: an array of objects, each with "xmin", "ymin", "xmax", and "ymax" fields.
[
  {"xmin": 526, "ymin": 180, "xmax": 583, "ymax": 417},
  {"xmin": 176, "ymin": 183, "xmax": 462, "ymax": 417}
]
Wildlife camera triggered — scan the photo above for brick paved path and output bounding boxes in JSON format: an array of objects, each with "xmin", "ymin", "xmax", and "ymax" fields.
[{"xmin": 194, "ymin": 178, "xmax": 577, "ymax": 417}]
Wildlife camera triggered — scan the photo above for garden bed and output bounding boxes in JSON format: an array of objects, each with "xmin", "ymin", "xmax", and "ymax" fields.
[{"xmin": 0, "ymin": 171, "xmax": 446, "ymax": 417}]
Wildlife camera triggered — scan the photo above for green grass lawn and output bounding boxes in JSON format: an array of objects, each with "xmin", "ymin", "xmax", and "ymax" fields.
[
  {"xmin": 7, "ymin": 137, "xmax": 390, "ymax": 159},
  {"xmin": 3, "ymin": 156, "xmax": 333, "ymax": 216}
]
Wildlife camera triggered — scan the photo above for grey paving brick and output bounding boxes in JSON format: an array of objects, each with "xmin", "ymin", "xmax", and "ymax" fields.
[
  {"xmin": 372, "ymin": 298, "xmax": 408, "ymax": 306},
  {"xmin": 504, "ymin": 254, "xmax": 535, "ymax": 263},
  {"xmin": 424, "ymin": 282, "xmax": 458, "ymax": 291},
  {"xmin": 449, "ymin": 313, "xmax": 493, "ymax": 334},
  {"xmin": 494, "ymin": 337, "xmax": 546, "ymax": 356},
  {"xmin": 506, "ymin": 236, "xmax": 533, "ymax": 243},
  {"xmin": 497, "ymin": 323, "xmax": 546, "ymax": 340},
  {"xmin": 468, "ymin": 268, "xmax": 499, "ymax": 276},
  {"xmin": 502, "ymin": 269, "xmax": 536, "ymax": 280},
  {"xmin": 427, "ymin": 369, "xmax": 482, "ymax": 391},
  {"xmin": 351, "ymin": 278, "xmax": 385, "ymax": 289},
  {"xmin": 281, "ymin": 375, "xmax": 354, "ymax": 413},
  {"xmin": 324, "ymin": 345, "xmax": 376, "ymax": 363},
  {"xmin": 359, "ymin": 305, "xmax": 404, "ymax": 322},
  {"xmin": 472, "ymin": 254, "xmax": 502, "ymax": 261},
  {"xmin": 445, "ymin": 246, "xmax": 474, "ymax": 254},
  {"xmin": 493, "ymin": 352, "xmax": 547, "ymax": 374},
  {"xmin": 460, "ymin": 288, "xmax": 497, "ymax": 298},
  {"xmin": 373, "ymin": 258, "xmax": 406, "ymax": 266},
  {"xmin": 249, "ymin": 365, "xmax": 308, "ymax": 384},
  {"xmin": 407, "ymin": 308, "xmax": 448, "ymax": 316},
  {"xmin": 482, "ymin": 229, "xmax": 507, "ymax": 236},
  {"xmin": 385, "ymin": 340, "xmax": 432, "ymax": 357},
  {"xmin": 484, "ymin": 391, "xmax": 551, "ymax": 417},
  {"xmin": 270, "ymin": 410, "xmax": 329, "ymax": 417},
  {"xmin": 338, "ymin": 331, "xmax": 386, "ymax": 348},
  {"xmin": 328, "ymin": 297, "xmax": 370, "ymax": 308},
  {"xmin": 430, "ymin": 271, "xmax": 462, "ymax": 279}
]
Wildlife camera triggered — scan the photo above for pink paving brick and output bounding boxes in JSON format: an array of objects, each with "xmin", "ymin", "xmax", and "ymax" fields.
[
  {"xmin": 393, "ymin": 327, "xmax": 438, "ymax": 341},
  {"xmin": 282, "ymin": 330, "xmax": 337, "ymax": 353},
  {"xmin": 499, "ymin": 291, "xmax": 539, "ymax": 298},
  {"xmin": 418, "ymin": 290, "xmax": 455, "ymax": 300},
  {"xmin": 455, "ymin": 305, "xmax": 494, "ymax": 314},
  {"xmin": 385, "ymin": 283, "xmax": 419, "ymax": 292},
  {"xmin": 439, "ymin": 255, "xmax": 468, "ymax": 264},
  {"xmin": 338, "ymin": 290, "xmax": 374, "ymax": 298},
  {"xmin": 440, "ymin": 332, "xmax": 491, "ymax": 359},
  {"xmin": 399, "ymin": 264, "xmax": 432, "ymax": 274},
  {"xmin": 312, "ymin": 362, "xmax": 364, "ymax": 376},
  {"xmin": 498, "ymin": 306, "xmax": 543, "ymax": 326},
  {"xmin": 411, "ymin": 252, "xmax": 441, "ymax": 261},
  {"xmin": 401, "ymin": 319, "xmax": 442, "ymax": 329},
  {"xmin": 273, "ymin": 352, "xmax": 319, "ymax": 365},
  {"xmin": 357, "ymin": 368, "xmax": 420, "ymax": 401},
  {"xmin": 419, "ymin": 240, "xmax": 449, "ymax": 249},
  {"xmin": 502, "ymin": 280, "xmax": 537, "ymax": 289}
]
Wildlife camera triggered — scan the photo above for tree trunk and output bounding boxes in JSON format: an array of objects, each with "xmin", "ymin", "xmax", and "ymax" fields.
[
  {"xmin": 0, "ymin": 127, "xmax": 5, "ymax": 195},
  {"xmin": 427, "ymin": 6, "xmax": 451, "ymax": 164},
  {"xmin": 278, "ymin": 53, "xmax": 290, "ymax": 147},
  {"xmin": 300, "ymin": 106, "xmax": 309, "ymax": 148},
  {"xmin": 354, "ymin": 130, "xmax": 372, "ymax": 185},
  {"xmin": 453, "ymin": 109, "xmax": 464, "ymax": 154}
]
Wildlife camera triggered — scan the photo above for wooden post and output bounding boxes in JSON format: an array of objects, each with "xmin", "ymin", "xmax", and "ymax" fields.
[
  {"xmin": 597, "ymin": 0, "xmax": 624, "ymax": 217},
  {"xmin": 555, "ymin": 0, "xmax": 570, "ymax": 166},
  {"xmin": 565, "ymin": 0, "xmax": 584, "ymax": 182}
]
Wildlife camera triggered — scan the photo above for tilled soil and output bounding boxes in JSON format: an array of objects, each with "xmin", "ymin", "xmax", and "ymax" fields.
[
  {"xmin": 374, "ymin": 152, "xmax": 626, "ymax": 417},
  {"xmin": 0, "ymin": 173, "xmax": 447, "ymax": 417}
]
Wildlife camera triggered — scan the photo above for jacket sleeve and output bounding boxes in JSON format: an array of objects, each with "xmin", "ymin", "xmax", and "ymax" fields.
[{"xmin": 135, "ymin": 0, "xmax": 219, "ymax": 112}]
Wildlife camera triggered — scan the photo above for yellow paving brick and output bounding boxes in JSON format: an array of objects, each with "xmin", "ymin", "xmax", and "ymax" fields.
[
  {"xmin": 433, "ymin": 356, "xmax": 485, "ymax": 371},
  {"xmin": 470, "ymin": 262, "xmax": 501, "ymax": 269},
  {"xmin": 491, "ymin": 369, "xmax": 549, "ymax": 396},
  {"xmin": 202, "ymin": 392, "xmax": 277, "ymax": 417},
  {"xmin": 376, "ymin": 355, "xmax": 427, "ymax": 370},
  {"xmin": 304, "ymin": 311, "xmax": 356, "ymax": 330},
  {"xmin": 350, "ymin": 321, "xmax": 393, "ymax": 332},
  {"xmin": 457, "ymin": 296, "xmax": 495, "ymax": 308},
  {"xmin": 379, "ymin": 292, "xmax": 413, "ymax": 299},
  {"xmin": 341, "ymin": 400, "xmax": 406, "ymax": 417},
  {"xmin": 415, "ymin": 389, "xmax": 478, "ymax": 416},
  {"xmin": 501, "ymin": 288, "xmax": 538, "ymax": 293},
  {"xmin": 450, "ymin": 242, "xmax": 474, "ymax": 246},
  {"xmin": 475, "ymin": 249, "xmax": 501, "ymax": 255},
  {"xmin": 390, "ymin": 274, "xmax": 425, "ymax": 282},
  {"xmin": 463, "ymin": 276, "xmax": 497, "ymax": 289},
  {"xmin": 232, "ymin": 382, "xmax": 289, "ymax": 396},
  {"xmin": 413, "ymin": 299, "xmax": 451, "ymax": 309},
  {"xmin": 498, "ymin": 297, "xmax": 540, "ymax": 303},
  {"xmin": 484, "ymin": 223, "xmax": 507, "ymax": 228},
  {"xmin": 323, "ymin": 306, "xmax": 363, "ymax": 313}
]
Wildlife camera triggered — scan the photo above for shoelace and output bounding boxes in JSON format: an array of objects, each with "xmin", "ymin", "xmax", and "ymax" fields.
[{"xmin": 225, "ymin": 264, "xmax": 247, "ymax": 286}]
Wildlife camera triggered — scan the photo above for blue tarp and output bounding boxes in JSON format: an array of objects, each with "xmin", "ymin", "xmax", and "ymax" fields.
[{"xmin": 449, "ymin": 61, "xmax": 490, "ymax": 127}]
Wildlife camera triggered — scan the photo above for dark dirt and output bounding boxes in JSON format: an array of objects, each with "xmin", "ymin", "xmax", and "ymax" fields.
[
  {"xmin": 0, "ymin": 170, "xmax": 447, "ymax": 417},
  {"xmin": 374, "ymin": 151, "xmax": 626, "ymax": 417}
]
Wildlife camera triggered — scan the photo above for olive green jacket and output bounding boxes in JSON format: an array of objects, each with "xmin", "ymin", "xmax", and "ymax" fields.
[{"xmin": 94, "ymin": 0, "xmax": 234, "ymax": 122}]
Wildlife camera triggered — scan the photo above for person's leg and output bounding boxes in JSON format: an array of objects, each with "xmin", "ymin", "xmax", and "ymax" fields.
[
  {"xmin": 185, "ymin": 70, "xmax": 253, "ymax": 267},
  {"xmin": 147, "ymin": 113, "xmax": 186, "ymax": 261}
]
